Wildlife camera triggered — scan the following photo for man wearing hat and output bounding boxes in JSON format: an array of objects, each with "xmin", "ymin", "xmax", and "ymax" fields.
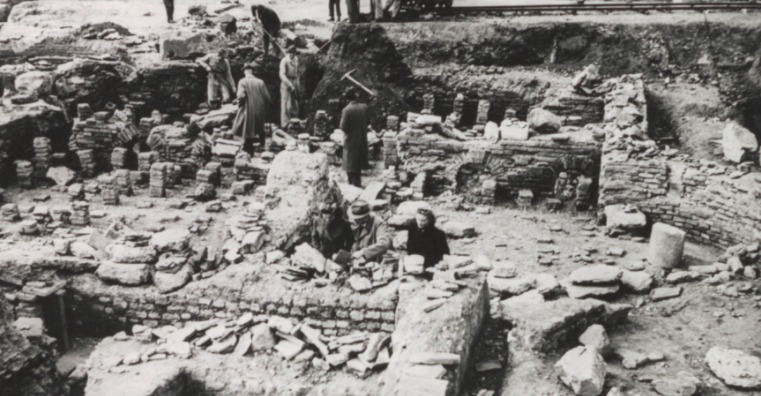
[
  {"xmin": 279, "ymin": 44, "xmax": 300, "ymax": 128},
  {"xmin": 197, "ymin": 49, "xmax": 236, "ymax": 107},
  {"xmin": 232, "ymin": 63, "xmax": 271, "ymax": 154},
  {"xmin": 340, "ymin": 87, "xmax": 369, "ymax": 187},
  {"xmin": 348, "ymin": 200, "xmax": 391, "ymax": 264}
]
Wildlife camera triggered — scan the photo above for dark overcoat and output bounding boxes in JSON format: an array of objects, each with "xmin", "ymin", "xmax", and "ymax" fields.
[{"xmin": 340, "ymin": 101, "xmax": 369, "ymax": 173}]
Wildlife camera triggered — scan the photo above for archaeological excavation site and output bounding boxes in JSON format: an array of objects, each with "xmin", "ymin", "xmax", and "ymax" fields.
[{"xmin": 1, "ymin": 0, "xmax": 761, "ymax": 395}]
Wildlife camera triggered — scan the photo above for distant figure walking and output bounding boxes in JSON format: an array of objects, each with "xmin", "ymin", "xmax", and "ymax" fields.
[
  {"xmin": 232, "ymin": 63, "xmax": 271, "ymax": 154},
  {"xmin": 163, "ymin": 0, "xmax": 174, "ymax": 23},
  {"xmin": 251, "ymin": 4, "xmax": 282, "ymax": 56}
]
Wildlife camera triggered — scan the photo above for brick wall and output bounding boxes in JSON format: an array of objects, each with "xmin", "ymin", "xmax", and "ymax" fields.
[
  {"xmin": 597, "ymin": 74, "xmax": 761, "ymax": 248},
  {"xmin": 393, "ymin": 132, "xmax": 601, "ymax": 202},
  {"xmin": 69, "ymin": 118, "xmax": 124, "ymax": 173},
  {"xmin": 67, "ymin": 273, "xmax": 398, "ymax": 338},
  {"xmin": 0, "ymin": 103, "xmax": 67, "ymax": 185},
  {"xmin": 126, "ymin": 61, "xmax": 206, "ymax": 118},
  {"xmin": 638, "ymin": 177, "xmax": 761, "ymax": 249},
  {"xmin": 598, "ymin": 151, "xmax": 669, "ymax": 207}
]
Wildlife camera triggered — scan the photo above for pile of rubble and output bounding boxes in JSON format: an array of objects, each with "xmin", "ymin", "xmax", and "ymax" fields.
[
  {"xmin": 107, "ymin": 313, "xmax": 392, "ymax": 377},
  {"xmin": 552, "ymin": 319, "xmax": 761, "ymax": 395}
]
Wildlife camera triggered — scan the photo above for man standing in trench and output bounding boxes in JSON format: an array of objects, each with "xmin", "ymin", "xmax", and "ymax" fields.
[
  {"xmin": 232, "ymin": 63, "xmax": 271, "ymax": 154},
  {"xmin": 279, "ymin": 45, "xmax": 300, "ymax": 128},
  {"xmin": 251, "ymin": 4, "xmax": 282, "ymax": 57},
  {"xmin": 339, "ymin": 87, "xmax": 369, "ymax": 187},
  {"xmin": 197, "ymin": 49, "xmax": 236, "ymax": 107}
]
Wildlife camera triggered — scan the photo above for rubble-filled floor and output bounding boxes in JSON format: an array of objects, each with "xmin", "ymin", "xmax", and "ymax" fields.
[{"xmin": 2, "ymin": 0, "xmax": 761, "ymax": 395}]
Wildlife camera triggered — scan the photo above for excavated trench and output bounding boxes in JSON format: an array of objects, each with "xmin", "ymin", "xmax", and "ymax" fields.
[
  {"xmin": 306, "ymin": 19, "xmax": 761, "ymax": 207},
  {"xmin": 2, "ymin": 13, "xmax": 761, "ymax": 396},
  {"xmin": 311, "ymin": 19, "xmax": 761, "ymax": 128}
]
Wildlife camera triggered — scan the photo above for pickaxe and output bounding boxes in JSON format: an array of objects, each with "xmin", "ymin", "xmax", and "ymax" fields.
[{"xmin": 341, "ymin": 69, "xmax": 376, "ymax": 97}]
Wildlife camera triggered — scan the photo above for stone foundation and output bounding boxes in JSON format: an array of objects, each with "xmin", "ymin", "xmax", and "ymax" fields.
[
  {"xmin": 598, "ymin": 74, "xmax": 761, "ymax": 248},
  {"xmin": 67, "ymin": 272, "xmax": 398, "ymax": 338},
  {"xmin": 393, "ymin": 133, "xmax": 601, "ymax": 205},
  {"xmin": 0, "ymin": 100, "xmax": 67, "ymax": 186},
  {"xmin": 0, "ymin": 294, "xmax": 65, "ymax": 396}
]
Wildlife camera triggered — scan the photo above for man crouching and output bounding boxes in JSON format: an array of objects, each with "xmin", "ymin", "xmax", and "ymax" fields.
[{"xmin": 347, "ymin": 200, "xmax": 391, "ymax": 265}]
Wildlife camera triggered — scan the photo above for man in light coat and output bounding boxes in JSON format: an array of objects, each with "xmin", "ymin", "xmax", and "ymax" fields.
[
  {"xmin": 348, "ymin": 200, "xmax": 391, "ymax": 264},
  {"xmin": 197, "ymin": 49, "xmax": 236, "ymax": 107}
]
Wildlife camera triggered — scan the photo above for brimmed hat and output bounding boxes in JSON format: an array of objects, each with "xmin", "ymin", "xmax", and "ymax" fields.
[
  {"xmin": 242, "ymin": 62, "xmax": 257, "ymax": 72},
  {"xmin": 349, "ymin": 200, "xmax": 370, "ymax": 220}
]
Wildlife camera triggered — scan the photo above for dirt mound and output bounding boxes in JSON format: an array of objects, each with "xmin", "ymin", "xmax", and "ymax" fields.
[
  {"xmin": 78, "ymin": 22, "xmax": 134, "ymax": 37},
  {"xmin": 310, "ymin": 23, "xmax": 413, "ymax": 129}
]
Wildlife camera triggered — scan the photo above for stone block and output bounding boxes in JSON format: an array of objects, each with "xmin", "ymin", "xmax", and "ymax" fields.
[
  {"xmin": 604, "ymin": 204, "xmax": 646, "ymax": 236},
  {"xmin": 151, "ymin": 228, "xmax": 191, "ymax": 253},
  {"xmin": 569, "ymin": 265, "xmax": 622, "ymax": 285},
  {"xmin": 648, "ymin": 222, "xmax": 686, "ymax": 269},
  {"xmin": 578, "ymin": 324, "xmax": 610, "ymax": 355},
  {"xmin": 440, "ymin": 221, "xmax": 476, "ymax": 239},
  {"xmin": 160, "ymin": 29, "xmax": 227, "ymax": 60},
  {"xmin": 554, "ymin": 346, "xmax": 606, "ymax": 396},
  {"xmin": 96, "ymin": 262, "xmax": 151, "ymax": 285},
  {"xmin": 250, "ymin": 323, "xmax": 276, "ymax": 352},
  {"xmin": 620, "ymin": 270, "xmax": 653, "ymax": 293},
  {"xmin": 154, "ymin": 265, "xmax": 193, "ymax": 294},
  {"xmin": 501, "ymin": 297, "xmax": 606, "ymax": 354},
  {"xmin": 500, "ymin": 122, "xmax": 529, "ymax": 141},
  {"xmin": 564, "ymin": 283, "xmax": 619, "ymax": 299},
  {"xmin": 15, "ymin": 71, "xmax": 53, "ymax": 96},
  {"xmin": 382, "ymin": 277, "xmax": 487, "ymax": 396},
  {"xmin": 110, "ymin": 244, "xmax": 157, "ymax": 264},
  {"xmin": 704, "ymin": 346, "xmax": 761, "ymax": 390},
  {"xmin": 722, "ymin": 122, "xmax": 758, "ymax": 163},
  {"xmin": 528, "ymin": 108, "xmax": 562, "ymax": 134}
]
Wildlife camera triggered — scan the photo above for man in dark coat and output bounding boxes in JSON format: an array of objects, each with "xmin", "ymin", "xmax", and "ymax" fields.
[
  {"xmin": 406, "ymin": 208, "xmax": 449, "ymax": 272},
  {"xmin": 163, "ymin": 0, "xmax": 174, "ymax": 23},
  {"xmin": 251, "ymin": 4, "xmax": 281, "ymax": 56},
  {"xmin": 340, "ymin": 88, "xmax": 369, "ymax": 187},
  {"xmin": 232, "ymin": 63, "xmax": 271, "ymax": 153}
]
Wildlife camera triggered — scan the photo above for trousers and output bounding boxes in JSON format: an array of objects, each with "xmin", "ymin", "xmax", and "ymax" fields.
[
  {"xmin": 280, "ymin": 83, "xmax": 299, "ymax": 128},
  {"xmin": 163, "ymin": 0, "xmax": 174, "ymax": 22},
  {"xmin": 347, "ymin": 172, "xmax": 361, "ymax": 187},
  {"xmin": 207, "ymin": 77, "xmax": 233, "ymax": 106},
  {"xmin": 329, "ymin": 0, "xmax": 342, "ymax": 19}
]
